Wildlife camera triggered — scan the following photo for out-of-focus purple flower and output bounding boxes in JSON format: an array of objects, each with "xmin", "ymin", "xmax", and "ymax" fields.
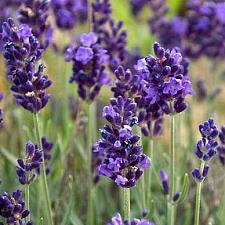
[
  {"xmin": 1, "ymin": 18, "xmax": 52, "ymax": 113},
  {"xmin": 93, "ymin": 96, "xmax": 150, "ymax": 188},
  {"xmin": 217, "ymin": 126, "xmax": 225, "ymax": 165},
  {"xmin": 93, "ymin": 0, "xmax": 127, "ymax": 71},
  {"xmin": 0, "ymin": 190, "xmax": 33, "ymax": 225},
  {"xmin": 66, "ymin": 32, "xmax": 110, "ymax": 101},
  {"xmin": 129, "ymin": 0, "xmax": 151, "ymax": 16},
  {"xmin": 149, "ymin": 0, "xmax": 225, "ymax": 59},
  {"xmin": 192, "ymin": 118, "xmax": 219, "ymax": 182},
  {"xmin": 106, "ymin": 213, "xmax": 155, "ymax": 225},
  {"xmin": 160, "ymin": 170, "xmax": 169, "ymax": 195},
  {"xmin": 18, "ymin": 0, "xmax": 53, "ymax": 49},
  {"xmin": 51, "ymin": 0, "xmax": 87, "ymax": 29},
  {"xmin": 16, "ymin": 141, "xmax": 42, "ymax": 185}
]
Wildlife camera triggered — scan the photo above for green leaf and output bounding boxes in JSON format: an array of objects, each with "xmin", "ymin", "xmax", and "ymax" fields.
[
  {"xmin": 176, "ymin": 173, "xmax": 190, "ymax": 204},
  {"xmin": 0, "ymin": 147, "xmax": 17, "ymax": 166}
]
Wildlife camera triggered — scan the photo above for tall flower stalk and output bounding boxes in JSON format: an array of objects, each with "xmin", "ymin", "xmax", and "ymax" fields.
[
  {"xmin": 168, "ymin": 111, "xmax": 175, "ymax": 225},
  {"xmin": 192, "ymin": 118, "xmax": 219, "ymax": 225},
  {"xmin": 33, "ymin": 113, "xmax": 54, "ymax": 225},
  {"xmin": 123, "ymin": 188, "xmax": 130, "ymax": 221},
  {"xmin": 1, "ymin": 19, "xmax": 53, "ymax": 225}
]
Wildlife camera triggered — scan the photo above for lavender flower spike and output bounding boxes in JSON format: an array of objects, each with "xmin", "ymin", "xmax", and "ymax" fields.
[
  {"xmin": 16, "ymin": 141, "xmax": 42, "ymax": 185},
  {"xmin": 0, "ymin": 189, "xmax": 33, "ymax": 225},
  {"xmin": 66, "ymin": 32, "xmax": 110, "ymax": 101},
  {"xmin": 1, "ymin": 18, "xmax": 52, "ymax": 113},
  {"xmin": 107, "ymin": 213, "xmax": 155, "ymax": 225},
  {"xmin": 192, "ymin": 118, "xmax": 219, "ymax": 182},
  {"xmin": 19, "ymin": 0, "xmax": 53, "ymax": 49},
  {"xmin": 160, "ymin": 170, "xmax": 169, "ymax": 195},
  {"xmin": 94, "ymin": 96, "xmax": 150, "ymax": 188}
]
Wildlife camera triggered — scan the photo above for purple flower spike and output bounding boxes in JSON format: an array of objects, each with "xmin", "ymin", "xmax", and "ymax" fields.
[
  {"xmin": 93, "ymin": 0, "xmax": 127, "ymax": 71},
  {"xmin": 19, "ymin": 0, "xmax": 53, "ymax": 49},
  {"xmin": 66, "ymin": 32, "xmax": 110, "ymax": 101},
  {"xmin": 0, "ymin": 189, "xmax": 33, "ymax": 225},
  {"xmin": 192, "ymin": 118, "xmax": 219, "ymax": 182},
  {"xmin": 107, "ymin": 213, "xmax": 155, "ymax": 225},
  {"xmin": 51, "ymin": 0, "xmax": 87, "ymax": 30},
  {"xmin": 16, "ymin": 141, "xmax": 42, "ymax": 185},
  {"xmin": 1, "ymin": 18, "xmax": 52, "ymax": 113},
  {"xmin": 94, "ymin": 96, "xmax": 150, "ymax": 188}
]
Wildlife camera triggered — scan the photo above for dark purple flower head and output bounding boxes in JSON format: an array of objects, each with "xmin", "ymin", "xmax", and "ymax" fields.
[
  {"xmin": 93, "ymin": 0, "xmax": 127, "ymax": 71},
  {"xmin": 137, "ymin": 42, "xmax": 193, "ymax": 114},
  {"xmin": 106, "ymin": 213, "xmax": 155, "ymax": 225},
  {"xmin": 0, "ymin": 189, "xmax": 33, "ymax": 225},
  {"xmin": 159, "ymin": 170, "xmax": 169, "ymax": 195},
  {"xmin": 94, "ymin": 96, "xmax": 150, "ymax": 188},
  {"xmin": 16, "ymin": 141, "xmax": 42, "ymax": 185},
  {"xmin": 19, "ymin": 0, "xmax": 53, "ymax": 49},
  {"xmin": 51, "ymin": 0, "xmax": 87, "ymax": 29},
  {"xmin": 66, "ymin": 32, "xmax": 110, "ymax": 101},
  {"xmin": 1, "ymin": 18, "xmax": 52, "ymax": 113},
  {"xmin": 192, "ymin": 118, "xmax": 219, "ymax": 182}
]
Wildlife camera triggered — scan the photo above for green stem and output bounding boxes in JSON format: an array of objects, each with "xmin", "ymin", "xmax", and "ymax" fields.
[
  {"xmin": 123, "ymin": 188, "xmax": 130, "ymax": 221},
  {"xmin": 194, "ymin": 161, "xmax": 205, "ymax": 225},
  {"xmin": 86, "ymin": 102, "xmax": 96, "ymax": 225},
  {"xmin": 33, "ymin": 113, "xmax": 54, "ymax": 225},
  {"xmin": 168, "ymin": 114, "xmax": 175, "ymax": 225},
  {"xmin": 25, "ymin": 184, "xmax": 30, "ymax": 221},
  {"xmin": 88, "ymin": 0, "xmax": 93, "ymax": 32},
  {"xmin": 146, "ymin": 139, "xmax": 153, "ymax": 209},
  {"xmin": 139, "ymin": 131, "xmax": 146, "ymax": 210}
]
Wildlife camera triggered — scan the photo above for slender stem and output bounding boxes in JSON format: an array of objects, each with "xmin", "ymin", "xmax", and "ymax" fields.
[
  {"xmin": 123, "ymin": 188, "xmax": 130, "ymax": 221},
  {"xmin": 33, "ymin": 113, "xmax": 54, "ymax": 225},
  {"xmin": 139, "ymin": 130, "xmax": 146, "ymax": 210},
  {"xmin": 194, "ymin": 161, "xmax": 205, "ymax": 225},
  {"xmin": 25, "ymin": 184, "xmax": 30, "ymax": 221},
  {"xmin": 86, "ymin": 102, "xmax": 96, "ymax": 225},
  {"xmin": 146, "ymin": 139, "xmax": 154, "ymax": 209},
  {"xmin": 168, "ymin": 114, "xmax": 175, "ymax": 225}
]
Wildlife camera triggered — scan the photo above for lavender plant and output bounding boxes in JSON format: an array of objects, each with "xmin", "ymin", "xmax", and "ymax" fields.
[{"xmin": 192, "ymin": 118, "xmax": 219, "ymax": 225}]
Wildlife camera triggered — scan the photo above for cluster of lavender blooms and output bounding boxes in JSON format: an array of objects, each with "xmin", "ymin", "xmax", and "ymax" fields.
[
  {"xmin": 18, "ymin": 0, "xmax": 53, "ymax": 49},
  {"xmin": 112, "ymin": 42, "xmax": 193, "ymax": 137},
  {"xmin": 16, "ymin": 141, "xmax": 42, "ymax": 185},
  {"xmin": 51, "ymin": 0, "xmax": 87, "ymax": 30},
  {"xmin": 1, "ymin": 18, "xmax": 52, "ymax": 113},
  {"xmin": 106, "ymin": 213, "xmax": 154, "ymax": 225},
  {"xmin": 93, "ymin": 96, "xmax": 150, "ymax": 187},
  {"xmin": 66, "ymin": 32, "xmax": 110, "ymax": 101},
  {"xmin": 16, "ymin": 137, "xmax": 54, "ymax": 185},
  {"xmin": 92, "ymin": 0, "xmax": 127, "ymax": 71},
  {"xmin": 0, "ymin": 190, "xmax": 32, "ymax": 225},
  {"xmin": 149, "ymin": 0, "xmax": 225, "ymax": 59},
  {"xmin": 192, "ymin": 118, "xmax": 219, "ymax": 182}
]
